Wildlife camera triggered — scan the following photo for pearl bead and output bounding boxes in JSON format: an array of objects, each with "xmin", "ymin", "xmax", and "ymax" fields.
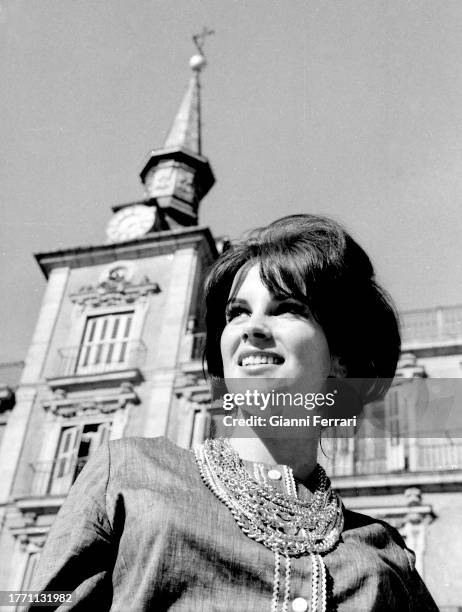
[
  {"xmin": 291, "ymin": 597, "xmax": 308, "ymax": 611},
  {"xmin": 268, "ymin": 469, "xmax": 282, "ymax": 480}
]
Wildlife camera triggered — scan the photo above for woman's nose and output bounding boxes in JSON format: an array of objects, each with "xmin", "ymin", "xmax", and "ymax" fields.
[{"xmin": 241, "ymin": 314, "xmax": 272, "ymax": 342}]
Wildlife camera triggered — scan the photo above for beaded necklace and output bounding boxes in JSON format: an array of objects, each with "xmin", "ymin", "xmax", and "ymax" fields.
[{"xmin": 194, "ymin": 437, "xmax": 344, "ymax": 611}]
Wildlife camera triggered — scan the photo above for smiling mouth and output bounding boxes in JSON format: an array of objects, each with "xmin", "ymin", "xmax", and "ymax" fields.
[{"xmin": 239, "ymin": 353, "xmax": 284, "ymax": 367}]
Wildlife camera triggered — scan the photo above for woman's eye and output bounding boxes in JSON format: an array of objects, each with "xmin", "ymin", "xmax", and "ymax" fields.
[
  {"xmin": 225, "ymin": 306, "xmax": 249, "ymax": 322},
  {"xmin": 276, "ymin": 302, "xmax": 309, "ymax": 316}
]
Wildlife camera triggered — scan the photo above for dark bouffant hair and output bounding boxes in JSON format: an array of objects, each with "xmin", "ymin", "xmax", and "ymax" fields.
[{"xmin": 203, "ymin": 214, "xmax": 401, "ymax": 404}]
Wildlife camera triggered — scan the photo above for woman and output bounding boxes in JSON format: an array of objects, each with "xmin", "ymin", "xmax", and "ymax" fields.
[{"xmin": 32, "ymin": 214, "xmax": 438, "ymax": 611}]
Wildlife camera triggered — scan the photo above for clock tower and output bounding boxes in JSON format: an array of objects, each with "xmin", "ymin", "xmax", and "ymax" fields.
[{"xmin": 106, "ymin": 48, "xmax": 215, "ymax": 242}]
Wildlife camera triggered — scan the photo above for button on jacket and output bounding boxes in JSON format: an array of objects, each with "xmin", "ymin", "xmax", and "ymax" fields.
[{"xmin": 32, "ymin": 437, "xmax": 439, "ymax": 611}]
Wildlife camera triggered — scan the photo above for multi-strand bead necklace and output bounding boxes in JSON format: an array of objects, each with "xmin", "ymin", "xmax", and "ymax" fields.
[{"xmin": 194, "ymin": 437, "xmax": 344, "ymax": 611}]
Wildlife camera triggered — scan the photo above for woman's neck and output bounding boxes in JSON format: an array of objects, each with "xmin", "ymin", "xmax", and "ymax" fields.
[{"xmin": 228, "ymin": 428, "xmax": 319, "ymax": 485}]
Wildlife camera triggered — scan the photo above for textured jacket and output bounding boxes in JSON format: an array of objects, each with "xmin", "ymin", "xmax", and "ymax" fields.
[{"xmin": 32, "ymin": 436, "xmax": 439, "ymax": 611}]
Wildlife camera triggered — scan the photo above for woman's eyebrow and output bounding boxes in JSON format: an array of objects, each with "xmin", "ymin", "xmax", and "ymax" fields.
[{"xmin": 272, "ymin": 296, "xmax": 303, "ymax": 303}]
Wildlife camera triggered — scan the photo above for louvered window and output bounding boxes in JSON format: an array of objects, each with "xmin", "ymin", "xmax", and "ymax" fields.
[
  {"xmin": 50, "ymin": 422, "xmax": 111, "ymax": 495},
  {"xmin": 76, "ymin": 312, "xmax": 134, "ymax": 374}
]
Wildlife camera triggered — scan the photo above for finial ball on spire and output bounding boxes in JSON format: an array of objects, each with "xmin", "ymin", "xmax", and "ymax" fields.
[{"xmin": 189, "ymin": 54, "xmax": 207, "ymax": 72}]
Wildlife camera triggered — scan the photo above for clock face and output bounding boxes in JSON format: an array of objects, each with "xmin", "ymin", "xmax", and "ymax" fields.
[
  {"xmin": 145, "ymin": 166, "xmax": 175, "ymax": 198},
  {"xmin": 106, "ymin": 205, "xmax": 156, "ymax": 243}
]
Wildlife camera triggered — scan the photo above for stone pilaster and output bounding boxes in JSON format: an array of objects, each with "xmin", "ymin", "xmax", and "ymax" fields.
[
  {"xmin": 0, "ymin": 267, "xmax": 69, "ymax": 504},
  {"xmin": 143, "ymin": 247, "xmax": 199, "ymax": 437}
]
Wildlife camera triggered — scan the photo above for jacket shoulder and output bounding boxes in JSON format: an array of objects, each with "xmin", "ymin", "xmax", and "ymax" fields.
[
  {"xmin": 343, "ymin": 508, "xmax": 409, "ymax": 553},
  {"xmin": 108, "ymin": 435, "xmax": 178, "ymax": 457},
  {"xmin": 107, "ymin": 436, "xmax": 194, "ymax": 483}
]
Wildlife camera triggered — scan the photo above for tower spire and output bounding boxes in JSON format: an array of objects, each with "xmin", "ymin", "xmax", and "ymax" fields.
[
  {"xmin": 140, "ymin": 30, "xmax": 215, "ymax": 229},
  {"xmin": 163, "ymin": 26, "xmax": 214, "ymax": 154},
  {"xmin": 163, "ymin": 61, "xmax": 203, "ymax": 154}
]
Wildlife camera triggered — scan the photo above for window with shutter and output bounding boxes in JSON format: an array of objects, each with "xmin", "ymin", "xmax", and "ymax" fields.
[
  {"xmin": 76, "ymin": 311, "xmax": 134, "ymax": 374},
  {"xmin": 50, "ymin": 422, "xmax": 111, "ymax": 495}
]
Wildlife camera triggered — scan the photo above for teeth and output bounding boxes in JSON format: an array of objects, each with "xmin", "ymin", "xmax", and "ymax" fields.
[{"xmin": 241, "ymin": 355, "xmax": 282, "ymax": 366}]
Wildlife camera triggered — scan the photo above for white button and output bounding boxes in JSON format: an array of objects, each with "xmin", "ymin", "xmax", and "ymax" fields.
[
  {"xmin": 291, "ymin": 597, "xmax": 308, "ymax": 612},
  {"xmin": 268, "ymin": 469, "xmax": 282, "ymax": 480}
]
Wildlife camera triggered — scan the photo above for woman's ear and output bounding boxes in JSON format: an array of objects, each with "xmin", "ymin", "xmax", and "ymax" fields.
[{"xmin": 330, "ymin": 356, "xmax": 347, "ymax": 378}]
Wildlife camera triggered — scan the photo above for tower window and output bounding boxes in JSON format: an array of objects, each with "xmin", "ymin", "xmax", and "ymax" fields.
[{"xmin": 76, "ymin": 312, "xmax": 134, "ymax": 374}]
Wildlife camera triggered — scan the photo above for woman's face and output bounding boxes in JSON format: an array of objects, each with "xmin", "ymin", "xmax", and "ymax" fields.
[{"xmin": 220, "ymin": 264, "xmax": 332, "ymax": 395}]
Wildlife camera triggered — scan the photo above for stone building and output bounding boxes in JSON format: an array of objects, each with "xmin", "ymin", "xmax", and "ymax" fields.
[
  {"xmin": 0, "ymin": 48, "xmax": 461, "ymax": 611},
  {"xmin": 0, "ymin": 49, "xmax": 218, "ymax": 597}
]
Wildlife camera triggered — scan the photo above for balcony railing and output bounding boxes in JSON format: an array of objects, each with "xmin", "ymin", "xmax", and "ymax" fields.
[
  {"xmin": 29, "ymin": 456, "xmax": 88, "ymax": 497},
  {"xmin": 52, "ymin": 340, "xmax": 147, "ymax": 378},
  {"xmin": 322, "ymin": 439, "xmax": 462, "ymax": 477},
  {"xmin": 401, "ymin": 305, "xmax": 462, "ymax": 347},
  {"xmin": 415, "ymin": 440, "xmax": 462, "ymax": 471}
]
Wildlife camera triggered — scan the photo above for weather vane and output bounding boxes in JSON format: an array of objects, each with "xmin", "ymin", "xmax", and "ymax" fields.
[{"xmin": 192, "ymin": 27, "xmax": 215, "ymax": 57}]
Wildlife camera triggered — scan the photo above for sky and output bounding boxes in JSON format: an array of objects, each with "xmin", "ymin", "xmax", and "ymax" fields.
[{"xmin": 1, "ymin": 0, "xmax": 462, "ymax": 364}]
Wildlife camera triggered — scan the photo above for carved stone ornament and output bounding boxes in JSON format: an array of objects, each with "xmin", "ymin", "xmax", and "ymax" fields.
[
  {"xmin": 372, "ymin": 487, "xmax": 435, "ymax": 532},
  {"xmin": 174, "ymin": 369, "xmax": 209, "ymax": 391},
  {"xmin": 69, "ymin": 265, "xmax": 160, "ymax": 308},
  {"xmin": 17, "ymin": 532, "xmax": 46, "ymax": 552},
  {"xmin": 43, "ymin": 384, "xmax": 139, "ymax": 417},
  {"xmin": 23, "ymin": 513, "xmax": 37, "ymax": 527}
]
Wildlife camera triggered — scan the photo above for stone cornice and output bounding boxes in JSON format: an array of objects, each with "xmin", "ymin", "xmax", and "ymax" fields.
[
  {"xmin": 10, "ymin": 496, "xmax": 65, "ymax": 516},
  {"xmin": 46, "ymin": 368, "xmax": 143, "ymax": 391},
  {"xmin": 42, "ymin": 382, "xmax": 139, "ymax": 417},
  {"xmin": 35, "ymin": 226, "xmax": 218, "ymax": 278}
]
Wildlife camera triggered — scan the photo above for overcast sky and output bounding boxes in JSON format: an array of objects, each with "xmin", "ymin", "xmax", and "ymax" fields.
[{"xmin": 1, "ymin": 0, "xmax": 462, "ymax": 363}]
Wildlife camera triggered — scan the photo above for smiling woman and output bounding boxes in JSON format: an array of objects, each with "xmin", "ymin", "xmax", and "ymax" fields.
[
  {"xmin": 31, "ymin": 214, "xmax": 438, "ymax": 611},
  {"xmin": 205, "ymin": 214, "xmax": 400, "ymax": 401}
]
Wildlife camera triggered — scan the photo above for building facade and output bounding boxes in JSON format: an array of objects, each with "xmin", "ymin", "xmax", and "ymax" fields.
[
  {"xmin": 0, "ymin": 50, "xmax": 218, "ymax": 599},
  {"xmin": 0, "ymin": 50, "xmax": 461, "ymax": 610},
  {"xmin": 322, "ymin": 307, "xmax": 462, "ymax": 610}
]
